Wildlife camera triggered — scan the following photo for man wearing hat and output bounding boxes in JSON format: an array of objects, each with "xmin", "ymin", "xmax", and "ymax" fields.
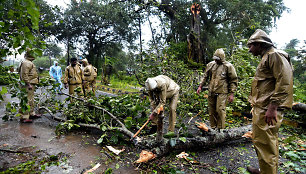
[
  {"xmin": 82, "ymin": 58, "xmax": 97, "ymax": 96},
  {"xmin": 246, "ymin": 29, "xmax": 293, "ymax": 174},
  {"xmin": 145, "ymin": 75, "xmax": 180, "ymax": 134},
  {"xmin": 63, "ymin": 57, "xmax": 84, "ymax": 96},
  {"xmin": 197, "ymin": 48, "xmax": 238, "ymax": 130},
  {"xmin": 18, "ymin": 48, "xmax": 40, "ymax": 123}
]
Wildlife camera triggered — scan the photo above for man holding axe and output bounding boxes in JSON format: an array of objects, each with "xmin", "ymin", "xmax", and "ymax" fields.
[{"xmin": 144, "ymin": 75, "xmax": 180, "ymax": 142}]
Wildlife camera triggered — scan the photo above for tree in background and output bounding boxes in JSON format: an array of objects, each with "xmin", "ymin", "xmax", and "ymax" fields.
[
  {"xmin": 0, "ymin": 0, "xmax": 43, "ymax": 58},
  {"xmin": 43, "ymin": 43, "xmax": 62, "ymax": 66},
  {"xmin": 135, "ymin": 0, "xmax": 287, "ymax": 64},
  {"xmin": 54, "ymin": 0, "xmax": 138, "ymax": 70},
  {"xmin": 0, "ymin": 0, "xmax": 42, "ymax": 86},
  {"xmin": 284, "ymin": 39, "xmax": 306, "ymax": 103},
  {"xmin": 284, "ymin": 39, "xmax": 306, "ymax": 82}
]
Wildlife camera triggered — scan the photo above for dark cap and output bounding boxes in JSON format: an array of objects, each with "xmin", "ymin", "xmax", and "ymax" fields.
[{"xmin": 71, "ymin": 57, "xmax": 77, "ymax": 61}]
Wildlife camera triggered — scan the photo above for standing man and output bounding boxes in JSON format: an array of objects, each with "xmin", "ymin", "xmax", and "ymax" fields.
[
  {"xmin": 49, "ymin": 61, "xmax": 62, "ymax": 92},
  {"xmin": 63, "ymin": 57, "xmax": 84, "ymax": 96},
  {"xmin": 19, "ymin": 48, "xmax": 40, "ymax": 123},
  {"xmin": 246, "ymin": 29, "xmax": 293, "ymax": 174},
  {"xmin": 197, "ymin": 48, "xmax": 238, "ymax": 130},
  {"xmin": 145, "ymin": 75, "xmax": 180, "ymax": 136},
  {"xmin": 82, "ymin": 58, "xmax": 97, "ymax": 96}
]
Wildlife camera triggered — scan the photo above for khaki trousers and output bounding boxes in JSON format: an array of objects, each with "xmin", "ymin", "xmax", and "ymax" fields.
[
  {"xmin": 20, "ymin": 85, "xmax": 36, "ymax": 119},
  {"xmin": 208, "ymin": 93, "xmax": 227, "ymax": 129},
  {"xmin": 252, "ymin": 107, "xmax": 283, "ymax": 174},
  {"xmin": 152, "ymin": 89, "xmax": 179, "ymax": 132},
  {"xmin": 84, "ymin": 80, "xmax": 96, "ymax": 96},
  {"xmin": 68, "ymin": 84, "xmax": 83, "ymax": 96}
]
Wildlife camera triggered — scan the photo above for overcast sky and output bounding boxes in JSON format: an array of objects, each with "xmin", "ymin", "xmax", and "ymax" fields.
[
  {"xmin": 270, "ymin": 0, "xmax": 306, "ymax": 49},
  {"xmin": 47, "ymin": 0, "xmax": 306, "ymax": 50}
]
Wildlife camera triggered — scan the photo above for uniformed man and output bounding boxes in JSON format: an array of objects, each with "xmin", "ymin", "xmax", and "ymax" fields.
[
  {"xmin": 197, "ymin": 48, "xmax": 238, "ymax": 130},
  {"xmin": 49, "ymin": 61, "xmax": 62, "ymax": 92},
  {"xmin": 19, "ymin": 48, "xmax": 40, "ymax": 123},
  {"xmin": 246, "ymin": 29, "xmax": 293, "ymax": 174},
  {"xmin": 82, "ymin": 58, "xmax": 97, "ymax": 96},
  {"xmin": 63, "ymin": 57, "xmax": 84, "ymax": 96},
  {"xmin": 145, "ymin": 75, "xmax": 180, "ymax": 134}
]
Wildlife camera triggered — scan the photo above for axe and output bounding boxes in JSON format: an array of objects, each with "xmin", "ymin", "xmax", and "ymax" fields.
[
  {"xmin": 130, "ymin": 118, "xmax": 150, "ymax": 141},
  {"xmin": 130, "ymin": 106, "xmax": 163, "ymax": 141}
]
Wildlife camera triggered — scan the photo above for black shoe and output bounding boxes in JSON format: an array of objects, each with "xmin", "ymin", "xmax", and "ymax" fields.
[
  {"xmin": 148, "ymin": 125, "xmax": 157, "ymax": 134},
  {"xmin": 247, "ymin": 166, "xmax": 260, "ymax": 174}
]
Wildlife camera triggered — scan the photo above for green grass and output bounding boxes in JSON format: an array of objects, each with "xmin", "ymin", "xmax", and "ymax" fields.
[{"xmin": 97, "ymin": 74, "xmax": 142, "ymax": 93}]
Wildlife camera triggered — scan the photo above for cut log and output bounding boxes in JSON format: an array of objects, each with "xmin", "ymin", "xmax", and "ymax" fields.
[
  {"xmin": 292, "ymin": 103, "xmax": 306, "ymax": 112},
  {"xmin": 40, "ymin": 93, "xmax": 253, "ymax": 156},
  {"xmin": 137, "ymin": 124, "xmax": 252, "ymax": 157}
]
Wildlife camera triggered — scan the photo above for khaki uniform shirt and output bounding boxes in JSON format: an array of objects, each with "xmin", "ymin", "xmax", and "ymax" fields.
[
  {"xmin": 83, "ymin": 64, "xmax": 96, "ymax": 82},
  {"xmin": 148, "ymin": 75, "xmax": 180, "ymax": 114},
  {"xmin": 63, "ymin": 64, "xmax": 84, "ymax": 85},
  {"xmin": 20, "ymin": 59, "xmax": 39, "ymax": 85},
  {"xmin": 248, "ymin": 47, "xmax": 293, "ymax": 109},
  {"xmin": 200, "ymin": 61, "xmax": 238, "ymax": 94}
]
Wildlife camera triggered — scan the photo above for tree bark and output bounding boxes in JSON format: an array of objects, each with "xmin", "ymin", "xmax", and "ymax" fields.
[
  {"xmin": 40, "ymin": 93, "xmax": 253, "ymax": 157},
  {"xmin": 138, "ymin": 125, "xmax": 252, "ymax": 157}
]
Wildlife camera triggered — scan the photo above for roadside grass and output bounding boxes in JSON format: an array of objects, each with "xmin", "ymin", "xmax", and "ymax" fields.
[{"xmin": 97, "ymin": 75, "xmax": 142, "ymax": 94}]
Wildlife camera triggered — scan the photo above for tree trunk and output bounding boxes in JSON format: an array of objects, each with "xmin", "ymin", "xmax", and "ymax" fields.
[
  {"xmin": 39, "ymin": 93, "xmax": 252, "ymax": 158},
  {"xmin": 138, "ymin": 125, "xmax": 252, "ymax": 157},
  {"xmin": 67, "ymin": 37, "xmax": 70, "ymax": 66},
  {"xmin": 188, "ymin": 3, "xmax": 203, "ymax": 64},
  {"xmin": 292, "ymin": 103, "xmax": 306, "ymax": 112}
]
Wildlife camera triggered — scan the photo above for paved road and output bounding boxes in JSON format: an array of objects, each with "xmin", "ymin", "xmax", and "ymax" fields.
[{"xmin": 0, "ymin": 86, "xmax": 138, "ymax": 173}]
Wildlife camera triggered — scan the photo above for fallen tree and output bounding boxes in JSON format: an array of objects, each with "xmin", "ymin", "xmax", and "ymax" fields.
[
  {"xmin": 137, "ymin": 125, "xmax": 252, "ymax": 157},
  {"xmin": 39, "ymin": 92, "xmax": 252, "ymax": 158}
]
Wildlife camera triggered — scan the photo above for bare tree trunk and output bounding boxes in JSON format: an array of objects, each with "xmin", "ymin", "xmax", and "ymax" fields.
[
  {"xmin": 67, "ymin": 37, "xmax": 70, "ymax": 66},
  {"xmin": 139, "ymin": 125, "xmax": 252, "ymax": 157},
  {"xmin": 188, "ymin": 3, "xmax": 203, "ymax": 64},
  {"xmin": 139, "ymin": 17, "xmax": 143, "ymax": 62}
]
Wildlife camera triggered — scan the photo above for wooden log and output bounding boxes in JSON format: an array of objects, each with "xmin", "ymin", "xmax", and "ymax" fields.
[{"xmin": 138, "ymin": 124, "xmax": 252, "ymax": 157}]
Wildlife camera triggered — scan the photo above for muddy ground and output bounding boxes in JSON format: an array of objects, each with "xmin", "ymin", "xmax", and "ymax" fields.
[{"xmin": 0, "ymin": 89, "xmax": 294, "ymax": 174}]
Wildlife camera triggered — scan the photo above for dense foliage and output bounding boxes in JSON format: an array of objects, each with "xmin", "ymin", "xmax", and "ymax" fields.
[{"xmin": 0, "ymin": 0, "xmax": 305, "ymax": 173}]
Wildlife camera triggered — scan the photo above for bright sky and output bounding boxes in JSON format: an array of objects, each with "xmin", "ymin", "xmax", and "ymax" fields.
[
  {"xmin": 270, "ymin": 0, "xmax": 306, "ymax": 49},
  {"xmin": 47, "ymin": 0, "xmax": 305, "ymax": 50}
]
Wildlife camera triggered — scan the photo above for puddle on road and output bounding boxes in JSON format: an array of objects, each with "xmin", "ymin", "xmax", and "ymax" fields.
[
  {"xmin": 0, "ymin": 118, "xmax": 138, "ymax": 173},
  {"xmin": 0, "ymin": 89, "xmax": 138, "ymax": 173}
]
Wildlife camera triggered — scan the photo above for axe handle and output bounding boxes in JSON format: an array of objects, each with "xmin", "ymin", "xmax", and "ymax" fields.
[{"xmin": 131, "ymin": 118, "xmax": 150, "ymax": 139}]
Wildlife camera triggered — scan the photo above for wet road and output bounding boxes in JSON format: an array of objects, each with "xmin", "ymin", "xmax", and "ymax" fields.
[{"xmin": 0, "ymin": 86, "xmax": 138, "ymax": 173}]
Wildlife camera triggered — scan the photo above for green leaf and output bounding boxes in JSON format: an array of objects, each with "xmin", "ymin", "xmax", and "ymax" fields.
[
  {"xmin": 285, "ymin": 151, "xmax": 301, "ymax": 161},
  {"xmin": 105, "ymin": 168, "xmax": 113, "ymax": 174},
  {"xmin": 164, "ymin": 131, "xmax": 175, "ymax": 138},
  {"xmin": 115, "ymin": 163, "xmax": 120, "ymax": 169},
  {"xmin": 97, "ymin": 134, "xmax": 106, "ymax": 144},
  {"xmin": 179, "ymin": 137, "xmax": 187, "ymax": 143}
]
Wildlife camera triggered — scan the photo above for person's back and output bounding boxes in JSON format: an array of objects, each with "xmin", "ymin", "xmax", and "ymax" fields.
[
  {"xmin": 152, "ymin": 75, "xmax": 180, "ymax": 93},
  {"xmin": 20, "ymin": 59, "xmax": 38, "ymax": 85},
  {"xmin": 145, "ymin": 75, "xmax": 180, "ymax": 133},
  {"xmin": 81, "ymin": 58, "xmax": 96, "ymax": 96}
]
